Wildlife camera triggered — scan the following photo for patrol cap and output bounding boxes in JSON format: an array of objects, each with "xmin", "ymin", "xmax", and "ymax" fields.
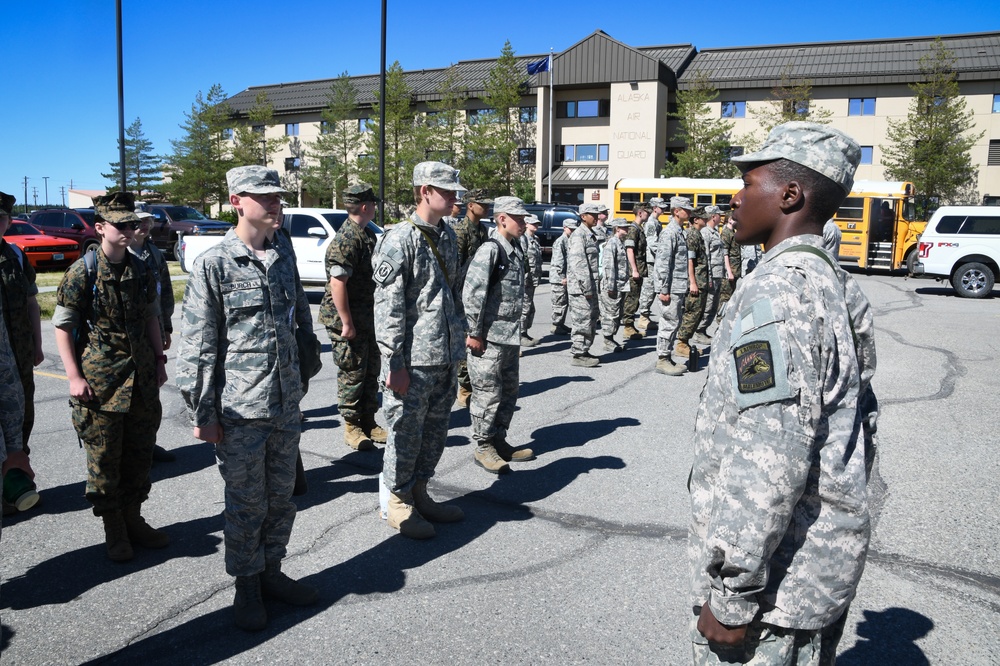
[
  {"xmin": 649, "ymin": 197, "xmax": 667, "ymax": 209},
  {"xmin": 578, "ymin": 202, "xmax": 603, "ymax": 215},
  {"xmin": 525, "ymin": 214, "xmax": 541, "ymax": 226},
  {"xmin": 731, "ymin": 120, "xmax": 861, "ymax": 194},
  {"xmin": 595, "ymin": 202, "xmax": 609, "ymax": 213},
  {"xmin": 462, "ymin": 188, "xmax": 493, "ymax": 205},
  {"xmin": 611, "ymin": 217, "xmax": 631, "ymax": 228},
  {"xmin": 562, "ymin": 217, "xmax": 579, "ymax": 229},
  {"xmin": 413, "ymin": 161, "xmax": 466, "ymax": 192},
  {"xmin": 93, "ymin": 192, "xmax": 140, "ymax": 224},
  {"xmin": 493, "ymin": 196, "xmax": 529, "ymax": 217},
  {"xmin": 633, "ymin": 201, "xmax": 652, "ymax": 213},
  {"xmin": 0, "ymin": 191, "xmax": 15, "ymax": 216},
  {"xmin": 227, "ymin": 165, "xmax": 289, "ymax": 195},
  {"xmin": 342, "ymin": 182, "xmax": 379, "ymax": 205},
  {"xmin": 704, "ymin": 205, "xmax": 722, "ymax": 216},
  {"xmin": 670, "ymin": 196, "xmax": 694, "ymax": 211},
  {"xmin": 692, "ymin": 206, "xmax": 711, "ymax": 220}
]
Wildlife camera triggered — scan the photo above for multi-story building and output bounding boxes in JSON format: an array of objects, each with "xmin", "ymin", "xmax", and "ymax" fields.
[{"xmin": 225, "ymin": 30, "xmax": 1000, "ymax": 208}]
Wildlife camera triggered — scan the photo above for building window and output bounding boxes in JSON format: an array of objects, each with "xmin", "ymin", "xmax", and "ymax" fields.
[
  {"xmin": 285, "ymin": 123, "xmax": 299, "ymax": 137},
  {"xmin": 358, "ymin": 118, "xmax": 372, "ymax": 133},
  {"xmin": 556, "ymin": 145, "xmax": 574, "ymax": 162},
  {"xmin": 576, "ymin": 144, "xmax": 598, "ymax": 161},
  {"xmin": 860, "ymin": 146, "xmax": 874, "ymax": 165},
  {"xmin": 993, "ymin": 94, "xmax": 1000, "ymax": 113},
  {"xmin": 725, "ymin": 146, "xmax": 745, "ymax": 159},
  {"xmin": 988, "ymin": 140, "xmax": 1000, "ymax": 166},
  {"xmin": 556, "ymin": 99, "xmax": 610, "ymax": 118},
  {"xmin": 849, "ymin": 98, "xmax": 876, "ymax": 116},
  {"xmin": 518, "ymin": 148, "xmax": 536, "ymax": 164},
  {"xmin": 784, "ymin": 100, "xmax": 809, "ymax": 115},
  {"xmin": 520, "ymin": 106, "xmax": 537, "ymax": 123},
  {"xmin": 222, "ymin": 127, "xmax": 234, "ymax": 140},
  {"xmin": 598, "ymin": 144, "xmax": 609, "ymax": 161},
  {"xmin": 555, "ymin": 144, "xmax": 610, "ymax": 162},
  {"xmin": 721, "ymin": 101, "xmax": 746, "ymax": 118},
  {"xmin": 357, "ymin": 154, "xmax": 376, "ymax": 167},
  {"xmin": 252, "ymin": 124, "xmax": 265, "ymax": 135},
  {"xmin": 284, "ymin": 156, "xmax": 301, "ymax": 171},
  {"xmin": 467, "ymin": 109, "xmax": 497, "ymax": 125},
  {"xmin": 320, "ymin": 121, "xmax": 332, "ymax": 134}
]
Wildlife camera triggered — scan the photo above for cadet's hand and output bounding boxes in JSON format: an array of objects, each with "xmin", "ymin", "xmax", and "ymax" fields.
[
  {"xmin": 33, "ymin": 348, "xmax": 44, "ymax": 366},
  {"xmin": 162, "ymin": 333, "xmax": 172, "ymax": 351},
  {"xmin": 608, "ymin": 290, "xmax": 617, "ymax": 298},
  {"xmin": 340, "ymin": 321, "xmax": 356, "ymax": 340},
  {"xmin": 386, "ymin": 367, "xmax": 410, "ymax": 396},
  {"xmin": 69, "ymin": 376, "xmax": 94, "ymax": 402},
  {"xmin": 632, "ymin": 270, "xmax": 640, "ymax": 280},
  {"xmin": 195, "ymin": 422, "xmax": 223, "ymax": 444},
  {"xmin": 690, "ymin": 284, "xmax": 699, "ymax": 296},
  {"xmin": 561, "ymin": 278, "xmax": 567, "ymax": 286},
  {"xmin": 697, "ymin": 603, "xmax": 748, "ymax": 646},
  {"xmin": 659, "ymin": 293, "xmax": 671, "ymax": 305},
  {"xmin": 726, "ymin": 270, "xmax": 734, "ymax": 281},
  {"xmin": 466, "ymin": 335, "xmax": 485, "ymax": 355},
  {"xmin": 156, "ymin": 358, "xmax": 168, "ymax": 387}
]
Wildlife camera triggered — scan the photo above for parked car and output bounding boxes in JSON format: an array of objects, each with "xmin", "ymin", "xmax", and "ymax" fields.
[
  {"xmin": 143, "ymin": 205, "xmax": 232, "ymax": 262},
  {"xmin": 521, "ymin": 203, "xmax": 581, "ymax": 255},
  {"xmin": 3, "ymin": 221, "xmax": 80, "ymax": 270},
  {"xmin": 912, "ymin": 205, "xmax": 1000, "ymax": 298},
  {"xmin": 27, "ymin": 208, "xmax": 101, "ymax": 253}
]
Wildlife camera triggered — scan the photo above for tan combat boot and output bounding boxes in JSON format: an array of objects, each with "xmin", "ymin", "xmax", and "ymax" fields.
[
  {"xmin": 456, "ymin": 385, "xmax": 472, "ymax": 407},
  {"xmin": 674, "ymin": 340, "xmax": 691, "ymax": 358},
  {"xmin": 623, "ymin": 325, "xmax": 642, "ymax": 340},
  {"xmin": 655, "ymin": 356, "xmax": 686, "ymax": 376},
  {"xmin": 344, "ymin": 420, "xmax": 375, "ymax": 451},
  {"xmin": 387, "ymin": 491, "xmax": 436, "ymax": 539},
  {"xmin": 233, "ymin": 574, "xmax": 267, "ymax": 632},
  {"xmin": 635, "ymin": 315, "xmax": 650, "ymax": 332},
  {"xmin": 493, "ymin": 437, "xmax": 535, "ymax": 462},
  {"xmin": 362, "ymin": 415, "xmax": 388, "ymax": 444},
  {"xmin": 102, "ymin": 511, "xmax": 133, "ymax": 562},
  {"xmin": 123, "ymin": 504, "xmax": 170, "ymax": 549},
  {"xmin": 474, "ymin": 441, "xmax": 511, "ymax": 474},
  {"xmin": 412, "ymin": 479, "xmax": 464, "ymax": 523}
]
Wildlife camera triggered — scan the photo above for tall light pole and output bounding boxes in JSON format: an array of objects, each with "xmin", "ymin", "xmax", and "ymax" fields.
[
  {"xmin": 378, "ymin": 0, "xmax": 386, "ymax": 226},
  {"xmin": 43, "ymin": 176, "xmax": 49, "ymax": 206},
  {"xmin": 116, "ymin": 0, "xmax": 127, "ymax": 193}
]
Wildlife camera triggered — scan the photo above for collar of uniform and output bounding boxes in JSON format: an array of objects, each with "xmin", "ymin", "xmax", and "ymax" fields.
[
  {"xmin": 760, "ymin": 233, "xmax": 825, "ymax": 266},
  {"xmin": 490, "ymin": 228, "xmax": 520, "ymax": 258},
  {"xmin": 221, "ymin": 227, "xmax": 278, "ymax": 259},
  {"xmin": 410, "ymin": 212, "xmax": 443, "ymax": 236}
]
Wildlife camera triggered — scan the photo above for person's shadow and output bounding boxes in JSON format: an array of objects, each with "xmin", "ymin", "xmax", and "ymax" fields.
[{"xmin": 838, "ymin": 608, "xmax": 932, "ymax": 665}]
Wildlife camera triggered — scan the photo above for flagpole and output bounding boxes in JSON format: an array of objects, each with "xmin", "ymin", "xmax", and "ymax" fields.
[{"xmin": 547, "ymin": 51, "xmax": 553, "ymax": 204}]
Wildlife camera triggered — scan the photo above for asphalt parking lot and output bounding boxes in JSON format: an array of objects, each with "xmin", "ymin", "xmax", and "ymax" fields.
[{"xmin": 1, "ymin": 270, "xmax": 999, "ymax": 664}]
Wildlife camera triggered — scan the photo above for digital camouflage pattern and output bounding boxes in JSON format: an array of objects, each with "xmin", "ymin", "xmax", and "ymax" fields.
[
  {"xmin": 520, "ymin": 232, "xmax": 542, "ymax": 335},
  {"xmin": 567, "ymin": 224, "xmax": 600, "ymax": 356},
  {"xmin": 0, "ymin": 304, "xmax": 25, "ymax": 467},
  {"xmin": 549, "ymin": 232, "xmax": 570, "ymax": 328},
  {"xmin": 413, "ymin": 161, "xmax": 466, "ymax": 191},
  {"xmin": 318, "ymin": 218, "xmax": 380, "ymax": 421},
  {"xmin": 129, "ymin": 239, "xmax": 174, "ymax": 341},
  {"xmin": 639, "ymin": 212, "xmax": 662, "ymax": 317},
  {"xmin": 453, "ymin": 215, "xmax": 490, "ymax": 283},
  {"xmin": 677, "ymin": 225, "xmax": 710, "ymax": 342},
  {"xmin": 823, "ymin": 219, "xmax": 842, "ymax": 259},
  {"xmin": 468, "ymin": 343, "xmax": 520, "ymax": 444},
  {"xmin": 690, "ymin": 610, "xmax": 848, "ymax": 665},
  {"xmin": 599, "ymin": 233, "xmax": 628, "ymax": 337},
  {"xmin": 688, "ymin": 234, "xmax": 877, "ymax": 632},
  {"xmin": 622, "ymin": 220, "xmax": 647, "ymax": 326},
  {"xmin": 226, "ymin": 165, "xmax": 288, "ymax": 195},
  {"xmin": 0, "ymin": 239, "xmax": 39, "ymax": 446},
  {"xmin": 654, "ymin": 218, "xmax": 689, "ymax": 356},
  {"xmin": 464, "ymin": 232, "xmax": 524, "ymax": 347},
  {"xmin": 697, "ymin": 225, "xmax": 724, "ymax": 333},
  {"xmin": 719, "ymin": 223, "xmax": 742, "ymax": 309}
]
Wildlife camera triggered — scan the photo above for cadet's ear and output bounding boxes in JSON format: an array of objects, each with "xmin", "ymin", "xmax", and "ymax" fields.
[{"xmin": 778, "ymin": 180, "xmax": 804, "ymax": 212}]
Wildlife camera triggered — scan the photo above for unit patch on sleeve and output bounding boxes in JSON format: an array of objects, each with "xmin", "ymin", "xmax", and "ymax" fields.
[{"xmin": 733, "ymin": 340, "xmax": 776, "ymax": 393}]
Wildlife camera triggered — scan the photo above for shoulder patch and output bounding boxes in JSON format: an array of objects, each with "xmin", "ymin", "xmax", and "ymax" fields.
[
  {"xmin": 733, "ymin": 341, "xmax": 776, "ymax": 393},
  {"xmin": 373, "ymin": 257, "xmax": 400, "ymax": 285}
]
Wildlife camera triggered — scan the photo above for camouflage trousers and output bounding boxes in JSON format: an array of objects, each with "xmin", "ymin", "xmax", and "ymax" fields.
[
  {"xmin": 550, "ymin": 280, "xmax": 568, "ymax": 327},
  {"xmin": 328, "ymin": 328, "xmax": 381, "ymax": 423},
  {"xmin": 655, "ymin": 293, "xmax": 686, "ymax": 357},
  {"xmin": 718, "ymin": 277, "xmax": 739, "ymax": 320},
  {"xmin": 691, "ymin": 608, "xmax": 848, "ymax": 665},
  {"xmin": 215, "ymin": 413, "xmax": 300, "ymax": 577},
  {"xmin": 72, "ymin": 397, "xmax": 160, "ymax": 516},
  {"xmin": 381, "ymin": 364, "xmax": 457, "ymax": 494},
  {"xmin": 638, "ymin": 271, "xmax": 657, "ymax": 317},
  {"xmin": 598, "ymin": 288, "xmax": 625, "ymax": 339},
  {"xmin": 623, "ymin": 276, "xmax": 643, "ymax": 326},
  {"xmin": 13, "ymin": 350, "xmax": 34, "ymax": 453},
  {"xmin": 568, "ymin": 292, "xmax": 599, "ymax": 356},
  {"xmin": 520, "ymin": 281, "xmax": 537, "ymax": 335},
  {"xmin": 0, "ymin": 351, "xmax": 24, "ymax": 462},
  {"xmin": 697, "ymin": 279, "xmax": 722, "ymax": 334},
  {"xmin": 678, "ymin": 289, "xmax": 708, "ymax": 342},
  {"xmin": 468, "ymin": 342, "xmax": 519, "ymax": 443}
]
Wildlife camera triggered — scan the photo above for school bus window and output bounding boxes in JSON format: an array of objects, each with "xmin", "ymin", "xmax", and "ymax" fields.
[
  {"xmin": 697, "ymin": 194, "xmax": 713, "ymax": 206},
  {"xmin": 620, "ymin": 193, "xmax": 641, "ymax": 211},
  {"xmin": 838, "ymin": 197, "xmax": 865, "ymax": 220},
  {"xmin": 716, "ymin": 194, "xmax": 733, "ymax": 210}
]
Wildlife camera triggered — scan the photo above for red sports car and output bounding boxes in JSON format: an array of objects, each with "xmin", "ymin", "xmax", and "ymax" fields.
[{"xmin": 3, "ymin": 221, "xmax": 81, "ymax": 270}]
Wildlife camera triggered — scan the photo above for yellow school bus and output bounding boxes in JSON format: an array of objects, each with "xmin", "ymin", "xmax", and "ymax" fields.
[{"xmin": 613, "ymin": 177, "xmax": 925, "ymax": 271}]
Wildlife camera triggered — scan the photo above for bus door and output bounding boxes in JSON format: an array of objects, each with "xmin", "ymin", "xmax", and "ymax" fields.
[
  {"xmin": 835, "ymin": 196, "xmax": 868, "ymax": 268},
  {"xmin": 868, "ymin": 198, "xmax": 896, "ymax": 269}
]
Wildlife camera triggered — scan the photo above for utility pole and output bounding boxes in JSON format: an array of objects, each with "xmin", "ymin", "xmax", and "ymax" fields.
[
  {"xmin": 43, "ymin": 176, "xmax": 50, "ymax": 206},
  {"xmin": 22, "ymin": 177, "xmax": 28, "ymax": 215},
  {"xmin": 60, "ymin": 186, "xmax": 67, "ymax": 206},
  {"xmin": 115, "ymin": 0, "xmax": 127, "ymax": 193},
  {"xmin": 32, "ymin": 187, "xmax": 38, "ymax": 207}
]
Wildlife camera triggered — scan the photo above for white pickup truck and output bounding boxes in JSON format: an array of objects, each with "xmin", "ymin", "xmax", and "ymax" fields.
[{"xmin": 180, "ymin": 207, "xmax": 382, "ymax": 285}]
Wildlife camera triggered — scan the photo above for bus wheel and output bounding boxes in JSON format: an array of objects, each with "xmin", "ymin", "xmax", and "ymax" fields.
[
  {"xmin": 905, "ymin": 247, "xmax": 919, "ymax": 275},
  {"xmin": 951, "ymin": 262, "xmax": 995, "ymax": 299}
]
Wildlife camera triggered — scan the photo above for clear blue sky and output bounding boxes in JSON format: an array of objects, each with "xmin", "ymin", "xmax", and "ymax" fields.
[{"xmin": 3, "ymin": 0, "xmax": 996, "ymax": 207}]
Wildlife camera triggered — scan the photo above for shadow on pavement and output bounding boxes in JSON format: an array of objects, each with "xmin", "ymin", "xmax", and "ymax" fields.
[
  {"xmin": 837, "ymin": 607, "xmax": 932, "ymax": 665},
  {"xmin": 518, "ymin": 374, "xmax": 593, "ymax": 399}
]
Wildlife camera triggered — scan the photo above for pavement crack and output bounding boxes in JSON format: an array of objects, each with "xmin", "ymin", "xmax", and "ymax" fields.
[{"xmin": 877, "ymin": 328, "xmax": 966, "ymax": 405}]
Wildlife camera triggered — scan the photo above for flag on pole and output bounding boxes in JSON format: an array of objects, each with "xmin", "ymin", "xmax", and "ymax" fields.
[{"xmin": 526, "ymin": 57, "xmax": 549, "ymax": 75}]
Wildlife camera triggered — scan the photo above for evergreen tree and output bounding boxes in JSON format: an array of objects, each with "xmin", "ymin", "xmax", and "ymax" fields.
[
  {"xmin": 302, "ymin": 72, "xmax": 364, "ymax": 207},
  {"xmin": 662, "ymin": 74, "xmax": 738, "ymax": 178},
  {"xmin": 881, "ymin": 39, "xmax": 984, "ymax": 214},
  {"xmin": 163, "ymin": 84, "xmax": 233, "ymax": 214},
  {"xmin": 231, "ymin": 91, "xmax": 288, "ymax": 167},
  {"xmin": 425, "ymin": 65, "xmax": 467, "ymax": 167},
  {"xmin": 102, "ymin": 117, "xmax": 162, "ymax": 196}
]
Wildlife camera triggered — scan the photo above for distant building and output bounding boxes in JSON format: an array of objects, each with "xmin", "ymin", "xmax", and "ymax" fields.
[{"xmin": 68, "ymin": 189, "xmax": 107, "ymax": 209}]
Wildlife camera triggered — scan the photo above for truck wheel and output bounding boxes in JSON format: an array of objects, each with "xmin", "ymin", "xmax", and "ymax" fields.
[
  {"xmin": 951, "ymin": 262, "xmax": 995, "ymax": 298},
  {"xmin": 905, "ymin": 247, "xmax": 919, "ymax": 275},
  {"xmin": 173, "ymin": 238, "xmax": 184, "ymax": 264},
  {"xmin": 83, "ymin": 239, "xmax": 100, "ymax": 254}
]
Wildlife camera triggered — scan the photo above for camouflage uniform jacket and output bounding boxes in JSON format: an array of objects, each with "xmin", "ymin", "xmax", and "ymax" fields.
[
  {"xmin": 550, "ymin": 233, "xmax": 569, "ymax": 284},
  {"xmin": 701, "ymin": 225, "xmax": 725, "ymax": 280},
  {"xmin": 567, "ymin": 225, "xmax": 599, "ymax": 297},
  {"xmin": 53, "ymin": 249, "xmax": 159, "ymax": 411},
  {"xmin": 176, "ymin": 229, "xmax": 303, "ymax": 425},
  {"xmin": 522, "ymin": 233, "xmax": 542, "ymax": 288},
  {"xmin": 623, "ymin": 222, "xmax": 647, "ymax": 276},
  {"xmin": 463, "ymin": 230, "xmax": 524, "ymax": 346},
  {"xmin": 602, "ymin": 235, "xmax": 629, "ymax": 293},
  {"xmin": 644, "ymin": 214, "xmax": 661, "ymax": 264},
  {"xmin": 129, "ymin": 239, "xmax": 174, "ymax": 337},
  {"xmin": 0, "ymin": 240, "xmax": 38, "ymax": 374},
  {"xmin": 0, "ymin": 304, "xmax": 24, "ymax": 464},
  {"xmin": 372, "ymin": 213, "xmax": 466, "ymax": 371},
  {"xmin": 686, "ymin": 227, "xmax": 710, "ymax": 290},
  {"xmin": 453, "ymin": 215, "xmax": 490, "ymax": 273},
  {"xmin": 720, "ymin": 224, "xmax": 742, "ymax": 280},
  {"xmin": 318, "ymin": 218, "xmax": 377, "ymax": 337},
  {"xmin": 654, "ymin": 219, "xmax": 688, "ymax": 295},
  {"xmin": 688, "ymin": 234, "xmax": 877, "ymax": 631}
]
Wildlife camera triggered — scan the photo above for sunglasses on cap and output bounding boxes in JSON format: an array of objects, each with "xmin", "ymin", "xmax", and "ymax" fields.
[{"xmin": 106, "ymin": 220, "xmax": 139, "ymax": 231}]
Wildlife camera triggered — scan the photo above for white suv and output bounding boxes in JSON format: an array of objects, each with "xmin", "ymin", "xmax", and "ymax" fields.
[
  {"xmin": 912, "ymin": 206, "xmax": 1000, "ymax": 298},
  {"xmin": 282, "ymin": 207, "xmax": 382, "ymax": 285}
]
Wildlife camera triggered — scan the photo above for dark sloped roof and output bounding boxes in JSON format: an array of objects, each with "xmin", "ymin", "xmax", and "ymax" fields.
[
  {"xmin": 531, "ymin": 31, "xmax": 690, "ymax": 88},
  {"xmin": 679, "ymin": 31, "xmax": 1000, "ymax": 89}
]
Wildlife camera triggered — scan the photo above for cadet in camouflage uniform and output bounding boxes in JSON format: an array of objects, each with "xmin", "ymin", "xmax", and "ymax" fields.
[
  {"xmin": 0, "ymin": 301, "xmax": 25, "ymax": 543},
  {"xmin": 53, "ymin": 192, "xmax": 169, "ymax": 562},
  {"xmin": 464, "ymin": 196, "xmax": 535, "ymax": 474},
  {"xmin": 373, "ymin": 161, "xmax": 467, "ymax": 540},
  {"xmin": 688, "ymin": 122, "xmax": 878, "ymax": 664},
  {"xmin": 129, "ymin": 211, "xmax": 177, "ymax": 464},
  {"xmin": 519, "ymin": 214, "xmax": 543, "ymax": 347},
  {"xmin": 318, "ymin": 183, "xmax": 386, "ymax": 452},
  {"xmin": 567, "ymin": 202, "xmax": 603, "ymax": 367},
  {"xmin": 621, "ymin": 202, "xmax": 648, "ymax": 341},
  {"xmin": 0, "ymin": 192, "xmax": 41, "ymax": 513},
  {"xmin": 676, "ymin": 207, "xmax": 711, "ymax": 359},
  {"xmin": 718, "ymin": 213, "xmax": 741, "ymax": 314},
  {"xmin": 822, "ymin": 218, "xmax": 842, "ymax": 259},
  {"xmin": 599, "ymin": 218, "xmax": 631, "ymax": 352},
  {"xmin": 177, "ymin": 167, "xmax": 318, "ymax": 631},
  {"xmin": 693, "ymin": 206, "xmax": 724, "ymax": 343},
  {"xmin": 452, "ymin": 189, "xmax": 492, "ymax": 407},
  {"xmin": 637, "ymin": 197, "xmax": 667, "ymax": 332},
  {"xmin": 549, "ymin": 217, "xmax": 577, "ymax": 335},
  {"xmin": 653, "ymin": 197, "xmax": 693, "ymax": 375}
]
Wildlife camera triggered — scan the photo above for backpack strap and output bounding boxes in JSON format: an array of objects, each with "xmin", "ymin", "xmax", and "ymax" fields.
[
  {"xmin": 484, "ymin": 238, "xmax": 509, "ymax": 294},
  {"xmin": 776, "ymin": 244, "xmax": 857, "ymax": 348}
]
